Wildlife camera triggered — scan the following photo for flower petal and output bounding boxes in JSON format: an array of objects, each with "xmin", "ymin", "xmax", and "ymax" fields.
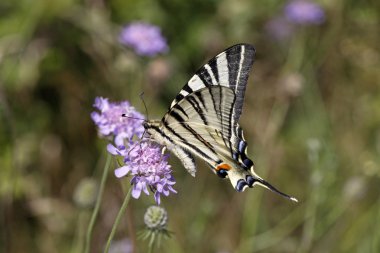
[
  {"xmin": 114, "ymin": 166, "xmax": 131, "ymax": 178},
  {"xmin": 107, "ymin": 144, "xmax": 119, "ymax": 155},
  {"xmin": 115, "ymin": 133, "xmax": 128, "ymax": 147},
  {"xmin": 142, "ymin": 182, "xmax": 150, "ymax": 195},
  {"xmin": 154, "ymin": 191, "xmax": 161, "ymax": 205},
  {"xmin": 132, "ymin": 181, "xmax": 143, "ymax": 199},
  {"xmin": 156, "ymin": 183, "xmax": 163, "ymax": 192},
  {"xmin": 91, "ymin": 112, "xmax": 101, "ymax": 123}
]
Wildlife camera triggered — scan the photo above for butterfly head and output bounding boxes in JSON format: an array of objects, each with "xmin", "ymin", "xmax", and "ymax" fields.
[
  {"xmin": 143, "ymin": 120, "xmax": 161, "ymax": 131},
  {"xmin": 142, "ymin": 120, "xmax": 167, "ymax": 143}
]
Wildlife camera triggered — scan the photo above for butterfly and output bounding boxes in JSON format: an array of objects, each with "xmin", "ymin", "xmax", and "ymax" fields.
[{"xmin": 143, "ymin": 44, "xmax": 297, "ymax": 202}]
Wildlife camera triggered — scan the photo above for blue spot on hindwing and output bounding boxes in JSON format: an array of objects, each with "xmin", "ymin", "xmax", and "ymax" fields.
[
  {"xmin": 243, "ymin": 158, "xmax": 253, "ymax": 169},
  {"xmin": 217, "ymin": 169, "xmax": 228, "ymax": 178},
  {"xmin": 246, "ymin": 175, "xmax": 255, "ymax": 187},
  {"xmin": 236, "ymin": 179, "xmax": 248, "ymax": 192},
  {"xmin": 238, "ymin": 141, "xmax": 246, "ymax": 153}
]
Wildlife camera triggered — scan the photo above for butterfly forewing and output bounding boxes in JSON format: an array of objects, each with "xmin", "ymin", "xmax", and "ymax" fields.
[
  {"xmin": 168, "ymin": 44, "xmax": 255, "ymax": 165},
  {"xmin": 170, "ymin": 43, "xmax": 255, "ymax": 127}
]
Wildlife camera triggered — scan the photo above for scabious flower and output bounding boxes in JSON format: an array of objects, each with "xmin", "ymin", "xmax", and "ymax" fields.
[
  {"xmin": 266, "ymin": 1, "xmax": 325, "ymax": 40},
  {"xmin": 265, "ymin": 17, "xmax": 295, "ymax": 41},
  {"xmin": 108, "ymin": 142, "xmax": 176, "ymax": 205},
  {"xmin": 119, "ymin": 22, "xmax": 169, "ymax": 57},
  {"xmin": 284, "ymin": 0, "xmax": 325, "ymax": 25},
  {"xmin": 91, "ymin": 97, "xmax": 176, "ymax": 204},
  {"xmin": 91, "ymin": 97, "xmax": 145, "ymax": 146}
]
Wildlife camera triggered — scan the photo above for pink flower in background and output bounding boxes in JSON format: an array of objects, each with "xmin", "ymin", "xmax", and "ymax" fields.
[
  {"xmin": 285, "ymin": 0, "xmax": 325, "ymax": 25},
  {"xmin": 119, "ymin": 22, "xmax": 169, "ymax": 57},
  {"xmin": 265, "ymin": 17, "xmax": 295, "ymax": 40},
  {"xmin": 266, "ymin": 1, "xmax": 325, "ymax": 40}
]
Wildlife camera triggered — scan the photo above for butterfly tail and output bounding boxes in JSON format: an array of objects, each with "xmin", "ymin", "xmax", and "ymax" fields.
[
  {"xmin": 252, "ymin": 176, "xmax": 298, "ymax": 202},
  {"xmin": 227, "ymin": 166, "xmax": 298, "ymax": 202}
]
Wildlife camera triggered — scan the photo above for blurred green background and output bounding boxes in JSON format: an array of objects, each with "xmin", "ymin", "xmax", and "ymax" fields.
[{"xmin": 1, "ymin": 0, "xmax": 380, "ymax": 252}]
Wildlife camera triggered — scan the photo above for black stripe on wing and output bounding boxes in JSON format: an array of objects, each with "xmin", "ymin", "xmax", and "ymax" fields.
[
  {"xmin": 227, "ymin": 46, "xmax": 241, "ymax": 90},
  {"xmin": 163, "ymin": 112, "xmax": 219, "ymax": 164},
  {"xmin": 227, "ymin": 44, "xmax": 255, "ymax": 125},
  {"xmin": 198, "ymin": 66, "xmax": 215, "ymax": 87},
  {"xmin": 208, "ymin": 57, "xmax": 219, "ymax": 83},
  {"xmin": 144, "ymin": 122, "xmax": 198, "ymax": 176}
]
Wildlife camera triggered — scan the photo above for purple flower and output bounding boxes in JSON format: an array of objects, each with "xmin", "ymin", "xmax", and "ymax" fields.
[
  {"xmin": 119, "ymin": 22, "xmax": 169, "ymax": 57},
  {"xmin": 265, "ymin": 17, "xmax": 295, "ymax": 40},
  {"xmin": 91, "ymin": 97, "xmax": 145, "ymax": 146},
  {"xmin": 91, "ymin": 96, "xmax": 176, "ymax": 204},
  {"xmin": 284, "ymin": 1, "xmax": 325, "ymax": 25},
  {"xmin": 108, "ymin": 142, "xmax": 177, "ymax": 204}
]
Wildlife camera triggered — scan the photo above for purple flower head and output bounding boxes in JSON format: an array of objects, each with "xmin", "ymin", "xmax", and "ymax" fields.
[
  {"xmin": 119, "ymin": 22, "xmax": 169, "ymax": 57},
  {"xmin": 108, "ymin": 142, "xmax": 176, "ymax": 204},
  {"xmin": 285, "ymin": 1, "xmax": 325, "ymax": 25},
  {"xmin": 265, "ymin": 17, "xmax": 295, "ymax": 41},
  {"xmin": 91, "ymin": 97, "xmax": 145, "ymax": 146}
]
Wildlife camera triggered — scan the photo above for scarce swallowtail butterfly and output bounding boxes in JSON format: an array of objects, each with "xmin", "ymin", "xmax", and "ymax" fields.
[{"xmin": 143, "ymin": 44, "xmax": 297, "ymax": 202}]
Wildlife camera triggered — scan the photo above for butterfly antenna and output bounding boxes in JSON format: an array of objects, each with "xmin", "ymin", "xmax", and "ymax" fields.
[{"xmin": 121, "ymin": 114, "xmax": 145, "ymax": 121}]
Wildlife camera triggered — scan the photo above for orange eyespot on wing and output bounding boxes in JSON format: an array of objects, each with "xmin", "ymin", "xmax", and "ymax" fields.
[
  {"xmin": 215, "ymin": 163, "xmax": 232, "ymax": 179},
  {"xmin": 216, "ymin": 163, "xmax": 232, "ymax": 171}
]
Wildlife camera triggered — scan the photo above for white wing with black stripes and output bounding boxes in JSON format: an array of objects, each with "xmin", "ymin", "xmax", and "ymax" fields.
[
  {"xmin": 170, "ymin": 44, "xmax": 255, "ymax": 128},
  {"xmin": 143, "ymin": 44, "xmax": 297, "ymax": 202}
]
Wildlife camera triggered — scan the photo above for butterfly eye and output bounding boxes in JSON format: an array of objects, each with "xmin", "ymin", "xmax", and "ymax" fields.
[{"xmin": 216, "ymin": 169, "xmax": 228, "ymax": 178}]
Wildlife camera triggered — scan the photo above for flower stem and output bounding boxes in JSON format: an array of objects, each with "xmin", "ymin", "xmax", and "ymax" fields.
[
  {"xmin": 148, "ymin": 232, "xmax": 155, "ymax": 253},
  {"xmin": 104, "ymin": 187, "xmax": 132, "ymax": 253},
  {"xmin": 84, "ymin": 153, "xmax": 111, "ymax": 253}
]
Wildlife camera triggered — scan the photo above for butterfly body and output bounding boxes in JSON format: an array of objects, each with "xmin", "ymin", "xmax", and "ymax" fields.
[{"xmin": 144, "ymin": 44, "xmax": 297, "ymax": 201}]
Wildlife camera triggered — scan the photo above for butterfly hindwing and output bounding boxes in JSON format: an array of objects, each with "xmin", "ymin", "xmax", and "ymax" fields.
[
  {"xmin": 163, "ymin": 86, "xmax": 260, "ymax": 192},
  {"xmin": 166, "ymin": 85, "xmax": 252, "ymax": 167},
  {"xmin": 170, "ymin": 145, "xmax": 197, "ymax": 176}
]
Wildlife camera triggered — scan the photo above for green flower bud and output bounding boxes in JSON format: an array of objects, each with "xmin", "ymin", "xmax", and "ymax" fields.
[{"xmin": 144, "ymin": 205, "xmax": 168, "ymax": 230}]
